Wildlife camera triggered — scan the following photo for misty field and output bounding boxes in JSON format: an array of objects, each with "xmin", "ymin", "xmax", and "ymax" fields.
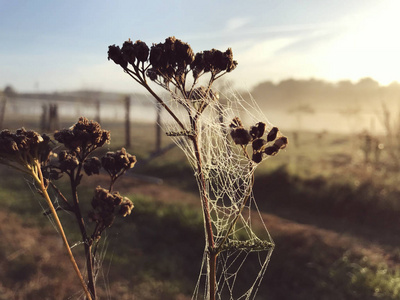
[{"xmin": 1, "ymin": 119, "xmax": 400, "ymax": 300}]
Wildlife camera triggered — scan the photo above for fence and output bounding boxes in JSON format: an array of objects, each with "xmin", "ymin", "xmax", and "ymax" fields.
[{"xmin": 0, "ymin": 93, "xmax": 166, "ymax": 153}]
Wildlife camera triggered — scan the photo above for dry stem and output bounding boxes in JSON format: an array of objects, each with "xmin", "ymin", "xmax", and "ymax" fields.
[{"xmin": 32, "ymin": 160, "xmax": 93, "ymax": 300}]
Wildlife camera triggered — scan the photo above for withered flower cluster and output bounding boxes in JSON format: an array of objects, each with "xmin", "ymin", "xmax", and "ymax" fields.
[
  {"xmin": 108, "ymin": 36, "xmax": 237, "ymax": 84},
  {"xmin": 102, "ymin": 148, "xmax": 137, "ymax": 180},
  {"xmin": 230, "ymin": 117, "xmax": 288, "ymax": 163},
  {"xmin": 0, "ymin": 128, "xmax": 51, "ymax": 168},
  {"xmin": 191, "ymin": 47, "xmax": 237, "ymax": 79},
  {"xmin": 147, "ymin": 37, "xmax": 194, "ymax": 83},
  {"xmin": 83, "ymin": 157, "xmax": 102, "ymax": 176},
  {"xmin": 54, "ymin": 117, "xmax": 110, "ymax": 155},
  {"xmin": 89, "ymin": 186, "xmax": 134, "ymax": 239},
  {"xmin": 58, "ymin": 150, "xmax": 79, "ymax": 173}
]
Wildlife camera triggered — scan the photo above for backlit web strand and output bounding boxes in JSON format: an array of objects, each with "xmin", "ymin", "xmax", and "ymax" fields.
[{"xmin": 161, "ymin": 87, "xmax": 275, "ymax": 300}]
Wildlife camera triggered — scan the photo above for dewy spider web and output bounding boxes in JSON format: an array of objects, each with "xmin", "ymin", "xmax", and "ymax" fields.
[{"xmin": 160, "ymin": 87, "xmax": 276, "ymax": 300}]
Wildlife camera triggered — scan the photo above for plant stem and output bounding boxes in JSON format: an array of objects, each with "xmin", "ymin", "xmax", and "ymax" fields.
[
  {"xmin": 209, "ymin": 250, "xmax": 218, "ymax": 300},
  {"xmin": 70, "ymin": 171, "xmax": 96, "ymax": 300},
  {"xmin": 133, "ymin": 68, "xmax": 217, "ymax": 299},
  {"xmin": 189, "ymin": 132, "xmax": 216, "ymax": 300},
  {"xmin": 125, "ymin": 68, "xmax": 186, "ymax": 131},
  {"xmin": 32, "ymin": 161, "xmax": 92, "ymax": 300}
]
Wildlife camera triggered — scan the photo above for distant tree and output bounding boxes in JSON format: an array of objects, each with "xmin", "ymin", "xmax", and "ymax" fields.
[{"xmin": 3, "ymin": 85, "xmax": 17, "ymax": 97}]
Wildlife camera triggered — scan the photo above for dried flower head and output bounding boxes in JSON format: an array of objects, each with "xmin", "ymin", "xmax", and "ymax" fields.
[
  {"xmin": 252, "ymin": 138, "xmax": 267, "ymax": 151},
  {"xmin": 267, "ymin": 127, "xmax": 279, "ymax": 142},
  {"xmin": 83, "ymin": 157, "xmax": 102, "ymax": 176},
  {"xmin": 274, "ymin": 136, "xmax": 289, "ymax": 150},
  {"xmin": 89, "ymin": 186, "xmax": 134, "ymax": 239},
  {"xmin": 264, "ymin": 136, "xmax": 289, "ymax": 156},
  {"xmin": 108, "ymin": 45, "xmax": 128, "ymax": 69},
  {"xmin": 58, "ymin": 150, "xmax": 79, "ymax": 173},
  {"xmin": 201, "ymin": 48, "xmax": 238, "ymax": 75},
  {"xmin": 250, "ymin": 122, "xmax": 266, "ymax": 139},
  {"xmin": 119, "ymin": 198, "xmax": 134, "ymax": 217},
  {"xmin": 252, "ymin": 152, "xmax": 263, "ymax": 164},
  {"xmin": 231, "ymin": 128, "xmax": 252, "ymax": 146},
  {"xmin": 102, "ymin": 148, "xmax": 136, "ymax": 179},
  {"xmin": 0, "ymin": 128, "xmax": 51, "ymax": 168},
  {"xmin": 54, "ymin": 117, "xmax": 110, "ymax": 154},
  {"xmin": 121, "ymin": 40, "xmax": 136, "ymax": 65}
]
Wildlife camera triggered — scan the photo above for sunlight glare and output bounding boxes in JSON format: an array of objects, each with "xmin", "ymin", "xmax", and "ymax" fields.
[{"xmin": 327, "ymin": 0, "xmax": 400, "ymax": 84}]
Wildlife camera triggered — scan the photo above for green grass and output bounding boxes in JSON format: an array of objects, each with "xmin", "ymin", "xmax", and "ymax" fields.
[{"xmin": 2, "ymin": 123, "xmax": 400, "ymax": 299}]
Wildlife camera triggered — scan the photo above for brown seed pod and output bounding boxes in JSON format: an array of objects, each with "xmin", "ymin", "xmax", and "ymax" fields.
[
  {"xmin": 230, "ymin": 128, "xmax": 252, "ymax": 145},
  {"xmin": 250, "ymin": 122, "xmax": 266, "ymax": 139},
  {"xmin": 252, "ymin": 138, "xmax": 267, "ymax": 151},
  {"xmin": 267, "ymin": 127, "xmax": 279, "ymax": 142},
  {"xmin": 83, "ymin": 157, "xmax": 102, "ymax": 176},
  {"xmin": 264, "ymin": 145, "xmax": 279, "ymax": 156},
  {"xmin": 252, "ymin": 152, "xmax": 263, "ymax": 163},
  {"xmin": 274, "ymin": 136, "xmax": 289, "ymax": 149}
]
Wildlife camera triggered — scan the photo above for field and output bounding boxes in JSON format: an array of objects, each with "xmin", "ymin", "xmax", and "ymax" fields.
[{"xmin": 1, "ymin": 119, "xmax": 400, "ymax": 299}]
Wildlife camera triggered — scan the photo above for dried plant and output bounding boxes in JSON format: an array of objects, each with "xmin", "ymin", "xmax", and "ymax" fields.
[
  {"xmin": 109, "ymin": 36, "xmax": 288, "ymax": 300},
  {"xmin": 0, "ymin": 117, "xmax": 135, "ymax": 299}
]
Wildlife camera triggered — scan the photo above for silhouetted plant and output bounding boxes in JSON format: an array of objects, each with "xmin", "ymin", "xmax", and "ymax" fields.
[
  {"xmin": 109, "ymin": 36, "xmax": 287, "ymax": 300},
  {"xmin": 0, "ymin": 117, "xmax": 135, "ymax": 300}
]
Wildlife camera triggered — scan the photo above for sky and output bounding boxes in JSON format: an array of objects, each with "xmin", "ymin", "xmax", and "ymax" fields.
[{"xmin": 0, "ymin": 0, "xmax": 399, "ymax": 93}]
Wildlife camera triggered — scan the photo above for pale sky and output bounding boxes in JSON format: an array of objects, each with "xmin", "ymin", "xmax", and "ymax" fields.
[{"xmin": 0, "ymin": 0, "xmax": 399, "ymax": 93}]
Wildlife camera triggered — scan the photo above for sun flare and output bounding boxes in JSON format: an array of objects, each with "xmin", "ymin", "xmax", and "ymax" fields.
[{"xmin": 326, "ymin": 0, "xmax": 400, "ymax": 84}]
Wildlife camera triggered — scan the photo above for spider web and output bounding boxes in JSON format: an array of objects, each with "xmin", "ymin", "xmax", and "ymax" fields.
[{"xmin": 159, "ymin": 87, "xmax": 277, "ymax": 299}]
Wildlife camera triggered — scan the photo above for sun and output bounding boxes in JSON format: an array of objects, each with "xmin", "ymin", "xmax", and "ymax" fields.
[{"xmin": 325, "ymin": 0, "xmax": 400, "ymax": 84}]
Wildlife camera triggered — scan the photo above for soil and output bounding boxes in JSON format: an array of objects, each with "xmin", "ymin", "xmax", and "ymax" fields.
[{"xmin": 1, "ymin": 172, "xmax": 399, "ymax": 299}]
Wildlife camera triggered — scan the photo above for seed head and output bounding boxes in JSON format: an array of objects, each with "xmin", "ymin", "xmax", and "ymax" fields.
[
  {"xmin": 119, "ymin": 198, "xmax": 134, "ymax": 217},
  {"xmin": 252, "ymin": 152, "xmax": 263, "ymax": 163},
  {"xmin": 121, "ymin": 40, "xmax": 136, "ymax": 65},
  {"xmin": 0, "ymin": 128, "xmax": 52, "ymax": 167},
  {"xmin": 54, "ymin": 117, "xmax": 110, "ymax": 154},
  {"xmin": 89, "ymin": 186, "xmax": 134, "ymax": 238},
  {"xmin": 264, "ymin": 136, "xmax": 289, "ymax": 156},
  {"xmin": 149, "ymin": 43, "xmax": 165, "ymax": 69},
  {"xmin": 252, "ymin": 138, "xmax": 267, "ymax": 151},
  {"xmin": 191, "ymin": 52, "xmax": 205, "ymax": 79},
  {"xmin": 83, "ymin": 157, "xmax": 102, "ymax": 176},
  {"xmin": 133, "ymin": 40, "xmax": 149, "ymax": 62},
  {"xmin": 108, "ymin": 45, "xmax": 127, "ymax": 69},
  {"xmin": 267, "ymin": 127, "xmax": 279, "ymax": 142},
  {"xmin": 264, "ymin": 146, "xmax": 279, "ymax": 156},
  {"xmin": 175, "ymin": 39, "xmax": 195, "ymax": 66},
  {"xmin": 274, "ymin": 136, "xmax": 289, "ymax": 150},
  {"xmin": 250, "ymin": 122, "xmax": 266, "ymax": 139},
  {"xmin": 58, "ymin": 150, "xmax": 79, "ymax": 172},
  {"xmin": 231, "ymin": 128, "xmax": 252, "ymax": 145},
  {"xmin": 101, "ymin": 148, "xmax": 136, "ymax": 178}
]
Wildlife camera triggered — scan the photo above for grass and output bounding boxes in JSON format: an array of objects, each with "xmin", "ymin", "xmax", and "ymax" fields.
[{"xmin": 2, "ymin": 121, "xmax": 400, "ymax": 299}]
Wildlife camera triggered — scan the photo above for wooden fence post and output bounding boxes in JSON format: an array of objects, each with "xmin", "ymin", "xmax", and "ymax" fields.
[
  {"xmin": 40, "ymin": 104, "xmax": 48, "ymax": 131},
  {"xmin": 125, "ymin": 96, "xmax": 131, "ymax": 148},
  {"xmin": 0, "ymin": 96, "xmax": 7, "ymax": 128}
]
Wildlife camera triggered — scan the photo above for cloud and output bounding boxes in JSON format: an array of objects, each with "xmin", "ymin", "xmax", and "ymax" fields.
[{"xmin": 224, "ymin": 17, "xmax": 251, "ymax": 32}]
